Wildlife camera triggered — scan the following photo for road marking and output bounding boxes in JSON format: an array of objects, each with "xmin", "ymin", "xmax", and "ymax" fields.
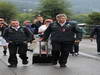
[{"xmin": 79, "ymin": 52, "xmax": 100, "ymax": 60}]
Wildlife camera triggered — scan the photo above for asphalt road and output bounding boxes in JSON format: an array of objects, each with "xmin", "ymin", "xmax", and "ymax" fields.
[{"xmin": 0, "ymin": 39, "xmax": 100, "ymax": 75}]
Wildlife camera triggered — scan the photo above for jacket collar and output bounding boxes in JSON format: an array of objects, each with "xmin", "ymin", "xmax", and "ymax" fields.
[
  {"xmin": 11, "ymin": 26, "xmax": 21, "ymax": 31},
  {"xmin": 56, "ymin": 21, "xmax": 69, "ymax": 27}
]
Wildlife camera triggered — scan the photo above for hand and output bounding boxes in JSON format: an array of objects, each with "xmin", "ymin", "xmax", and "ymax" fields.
[
  {"xmin": 32, "ymin": 40, "xmax": 37, "ymax": 43},
  {"xmin": 75, "ymin": 40, "xmax": 80, "ymax": 43},
  {"xmin": 39, "ymin": 38, "xmax": 44, "ymax": 42}
]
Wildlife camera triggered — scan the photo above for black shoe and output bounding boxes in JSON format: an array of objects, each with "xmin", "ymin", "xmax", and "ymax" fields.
[
  {"xmin": 70, "ymin": 52, "xmax": 75, "ymax": 56},
  {"xmin": 74, "ymin": 53, "xmax": 79, "ymax": 56},
  {"xmin": 72, "ymin": 53, "xmax": 75, "ymax": 56},
  {"xmin": 8, "ymin": 64, "xmax": 17, "ymax": 68},
  {"xmin": 97, "ymin": 52, "xmax": 100, "ymax": 55},
  {"xmin": 60, "ymin": 64, "xmax": 66, "ymax": 67},
  {"xmin": 3, "ymin": 54, "xmax": 7, "ymax": 56},
  {"xmin": 22, "ymin": 60, "xmax": 28, "ymax": 65},
  {"xmin": 3, "ymin": 51, "xmax": 7, "ymax": 56}
]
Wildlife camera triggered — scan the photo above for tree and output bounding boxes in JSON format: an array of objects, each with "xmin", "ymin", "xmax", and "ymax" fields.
[
  {"xmin": 71, "ymin": 14, "xmax": 89, "ymax": 23},
  {"xmin": 37, "ymin": 0, "xmax": 71, "ymax": 19},
  {"xmin": 16, "ymin": 13, "xmax": 35, "ymax": 24},
  {"xmin": 88, "ymin": 12, "xmax": 100, "ymax": 25},
  {"xmin": 0, "ymin": 1, "xmax": 18, "ymax": 23}
]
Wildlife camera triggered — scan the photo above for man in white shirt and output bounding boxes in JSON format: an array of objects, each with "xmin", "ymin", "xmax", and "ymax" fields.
[
  {"xmin": 38, "ymin": 19, "xmax": 53, "ymax": 34},
  {"xmin": 38, "ymin": 19, "xmax": 53, "ymax": 52}
]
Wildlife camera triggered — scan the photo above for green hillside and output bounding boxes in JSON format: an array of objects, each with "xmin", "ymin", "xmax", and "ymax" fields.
[{"xmin": 1, "ymin": 0, "xmax": 100, "ymax": 13}]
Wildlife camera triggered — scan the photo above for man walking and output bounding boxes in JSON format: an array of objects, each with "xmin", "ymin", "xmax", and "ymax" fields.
[
  {"xmin": 90, "ymin": 25, "xmax": 100, "ymax": 55},
  {"xmin": 42, "ymin": 14, "xmax": 81, "ymax": 67},
  {"xmin": 3, "ymin": 20, "xmax": 33, "ymax": 67}
]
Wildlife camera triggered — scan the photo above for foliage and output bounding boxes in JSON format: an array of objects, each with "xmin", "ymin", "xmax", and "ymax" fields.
[
  {"xmin": 16, "ymin": 13, "xmax": 35, "ymax": 25},
  {"xmin": 88, "ymin": 12, "xmax": 100, "ymax": 25},
  {"xmin": 71, "ymin": 14, "xmax": 89, "ymax": 23},
  {"xmin": 37, "ymin": 0, "xmax": 71, "ymax": 19},
  {"xmin": 0, "ymin": 1, "xmax": 18, "ymax": 23}
]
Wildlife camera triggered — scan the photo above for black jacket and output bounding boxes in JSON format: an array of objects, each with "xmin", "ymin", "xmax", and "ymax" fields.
[
  {"xmin": 31, "ymin": 21, "xmax": 43, "ymax": 34},
  {"xmin": 43, "ymin": 21, "xmax": 82, "ymax": 42},
  {"xmin": 0, "ymin": 25, "xmax": 8, "ymax": 36},
  {"xmin": 3, "ymin": 26, "xmax": 33, "ymax": 43},
  {"xmin": 90, "ymin": 25, "xmax": 100, "ymax": 39}
]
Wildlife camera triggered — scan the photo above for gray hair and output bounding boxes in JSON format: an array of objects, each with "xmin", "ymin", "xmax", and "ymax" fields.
[{"xmin": 56, "ymin": 14, "xmax": 68, "ymax": 19}]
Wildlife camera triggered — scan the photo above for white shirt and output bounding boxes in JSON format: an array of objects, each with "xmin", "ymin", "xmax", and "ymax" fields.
[
  {"xmin": 58, "ymin": 21, "xmax": 66, "ymax": 27},
  {"xmin": 12, "ymin": 26, "xmax": 20, "ymax": 31},
  {"xmin": 38, "ymin": 25, "xmax": 48, "ymax": 34}
]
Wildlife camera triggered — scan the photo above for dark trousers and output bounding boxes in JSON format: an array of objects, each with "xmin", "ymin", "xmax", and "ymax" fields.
[
  {"xmin": 51, "ymin": 41, "xmax": 74, "ymax": 65},
  {"xmin": 73, "ymin": 42, "xmax": 79, "ymax": 53},
  {"xmin": 96, "ymin": 39, "xmax": 100, "ymax": 52},
  {"xmin": 8, "ymin": 42, "xmax": 28, "ymax": 65}
]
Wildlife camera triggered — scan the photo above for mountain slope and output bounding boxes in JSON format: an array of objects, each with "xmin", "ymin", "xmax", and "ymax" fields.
[
  {"xmin": 71, "ymin": 0, "xmax": 100, "ymax": 13},
  {"xmin": 1, "ymin": 0, "xmax": 100, "ymax": 13}
]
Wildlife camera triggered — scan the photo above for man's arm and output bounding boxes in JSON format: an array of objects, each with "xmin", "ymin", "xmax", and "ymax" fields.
[
  {"xmin": 90, "ymin": 27, "xmax": 97, "ymax": 38},
  {"xmin": 90, "ymin": 27, "xmax": 97, "ymax": 41},
  {"xmin": 3, "ymin": 28, "xmax": 11, "ymax": 43},
  {"xmin": 71, "ymin": 22, "xmax": 82, "ymax": 42},
  {"xmin": 24, "ymin": 27, "xmax": 34, "ymax": 42},
  {"xmin": 75, "ymin": 27, "xmax": 82, "ymax": 43},
  {"xmin": 42, "ymin": 24, "xmax": 52, "ymax": 41}
]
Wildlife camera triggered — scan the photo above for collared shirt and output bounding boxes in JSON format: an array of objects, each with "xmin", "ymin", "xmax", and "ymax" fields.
[
  {"xmin": 38, "ymin": 25, "xmax": 48, "ymax": 34},
  {"xmin": 58, "ymin": 21, "xmax": 66, "ymax": 27},
  {"xmin": 11, "ymin": 26, "xmax": 20, "ymax": 31}
]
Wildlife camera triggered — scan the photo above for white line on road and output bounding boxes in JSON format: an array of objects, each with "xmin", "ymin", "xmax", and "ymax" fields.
[{"xmin": 79, "ymin": 52, "xmax": 100, "ymax": 60}]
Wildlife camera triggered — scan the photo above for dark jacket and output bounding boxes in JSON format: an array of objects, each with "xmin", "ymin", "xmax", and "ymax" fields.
[
  {"xmin": 90, "ymin": 25, "xmax": 100, "ymax": 39},
  {"xmin": 3, "ymin": 26, "xmax": 33, "ymax": 43},
  {"xmin": 0, "ymin": 25, "xmax": 8, "ymax": 36},
  {"xmin": 31, "ymin": 21, "xmax": 43, "ymax": 34},
  {"xmin": 43, "ymin": 21, "xmax": 82, "ymax": 42},
  {"xmin": 24, "ymin": 25, "xmax": 35, "ymax": 40}
]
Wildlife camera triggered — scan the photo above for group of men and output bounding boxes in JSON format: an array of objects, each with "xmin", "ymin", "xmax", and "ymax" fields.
[{"xmin": 0, "ymin": 13, "xmax": 99, "ymax": 68}]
